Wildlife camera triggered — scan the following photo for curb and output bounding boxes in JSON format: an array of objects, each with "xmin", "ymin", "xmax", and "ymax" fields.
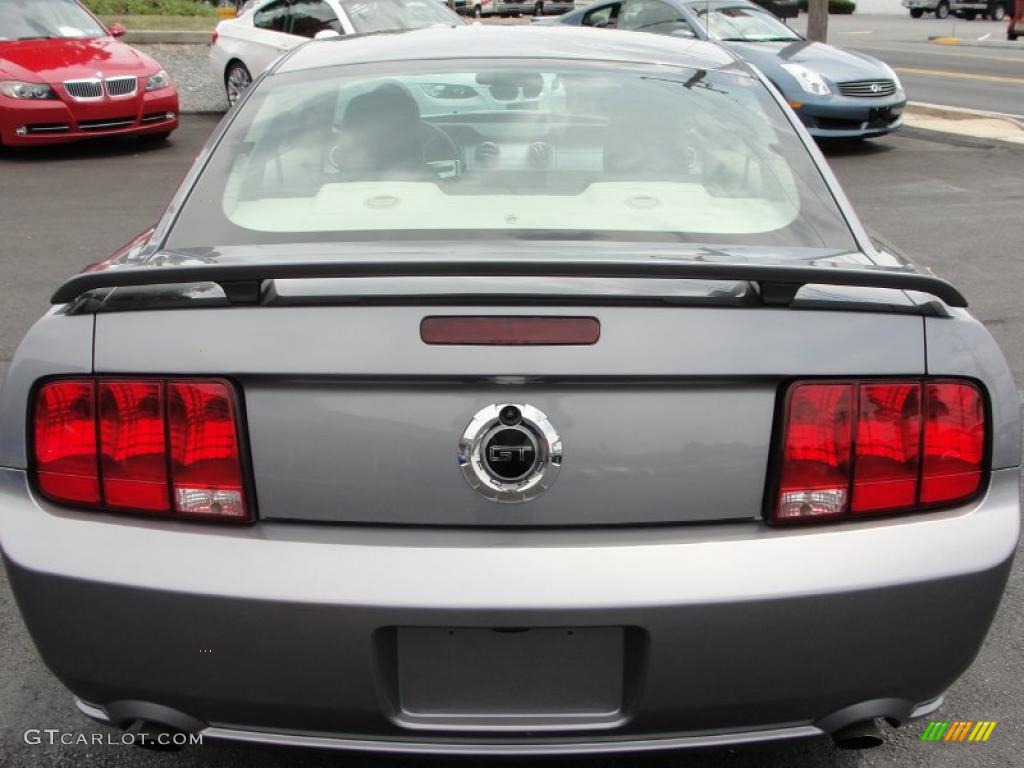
[
  {"xmin": 927, "ymin": 35, "xmax": 1024, "ymax": 49},
  {"xmin": 907, "ymin": 101, "xmax": 1024, "ymax": 123},
  {"xmin": 904, "ymin": 101, "xmax": 1024, "ymax": 145},
  {"xmin": 122, "ymin": 30, "xmax": 211, "ymax": 44}
]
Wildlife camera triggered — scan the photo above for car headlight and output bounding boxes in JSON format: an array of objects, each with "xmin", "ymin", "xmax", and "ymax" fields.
[
  {"xmin": 780, "ymin": 63, "xmax": 831, "ymax": 97},
  {"xmin": 0, "ymin": 81, "xmax": 57, "ymax": 100},
  {"xmin": 881, "ymin": 63, "xmax": 903, "ymax": 91},
  {"xmin": 419, "ymin": 83, "xmax": 477, "ymax": 99},
  {"xmin": 145, "ymin": 70, "xmax": 171, "ymax": 92}
]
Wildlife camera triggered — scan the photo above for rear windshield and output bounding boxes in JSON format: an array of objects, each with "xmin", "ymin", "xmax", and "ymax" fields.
[
  {"xmin": 339, "ymin": 0, "xmax": 462, "ymax": 33},
  {"xmin": 695, "ymin": 6, "xmax": 803, "ymax": 42},
  {"xmin": 167, "ymin": 59, "xmax": 857, "ymax": 251}
]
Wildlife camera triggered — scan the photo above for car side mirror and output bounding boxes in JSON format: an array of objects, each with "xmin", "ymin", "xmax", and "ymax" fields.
[
  {"xmin": 670, "ymin": 27, "xmax": 695, "ymax": 39},
  {"xmin": 108, "ymin": 22, "xmax": 127, "ymax": 38},
  {"xmin": 314, "ymin": 29, "xmax": 341, "ymax": 40}
]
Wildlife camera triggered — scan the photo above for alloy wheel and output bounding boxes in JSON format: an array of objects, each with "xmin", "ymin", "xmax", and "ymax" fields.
[{"xmin": 226, "ymin": 64, "xmax": 252, "ymax": 107}]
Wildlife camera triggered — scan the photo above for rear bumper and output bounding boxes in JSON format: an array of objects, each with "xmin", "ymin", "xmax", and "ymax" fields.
[
  {"xmin": 1, "ymin": 466, "xmax": 1018, "ymax": 754},
  {"xmin": 74, "ymin": 697, "xmax": 943, "ymax": 754},
  {"xmin": 0, "ymin": 89, "xmax": 179, "ymax": 146}
]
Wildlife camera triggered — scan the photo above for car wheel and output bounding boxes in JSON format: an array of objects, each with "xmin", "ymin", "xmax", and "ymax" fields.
[
  {"xmin": 534, "ymin": 1, "xmax": 543, "ymax": 13},
  {"xmin": 990, "ymin": 3, "xmax": 1006, "ymax": 20},
  {"xmin": 935, "ymin": 0, "xmax": 950, "ymax": 17},
  {"xmin": 909, "ymin": 8, "xmax": 923, "ymax": 16},
  {"xmin": 473, "ymin": 4, "xmax": 481, "ymax": 15},
  {"xmin": 225, "ymin": 61, "xmax": 252, "ymax": 108}
]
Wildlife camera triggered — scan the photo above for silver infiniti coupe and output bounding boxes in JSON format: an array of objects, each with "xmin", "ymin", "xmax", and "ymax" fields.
[
  {"xmin": 0, "ymin": 25, "xmax": 1018, "ymax": 756},
  {"xmin": 547, "ymin": 0, "xmax": 908, "ymax": 140}
]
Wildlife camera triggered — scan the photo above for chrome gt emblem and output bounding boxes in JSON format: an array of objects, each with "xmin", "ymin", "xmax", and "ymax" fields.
[
  {"xmin": 870, "ymin": 83, "xmax": 881, "ymax": 93},
  {"xmin": 459, "ymin": 404, "xmax": 562, "ymax": 503}
]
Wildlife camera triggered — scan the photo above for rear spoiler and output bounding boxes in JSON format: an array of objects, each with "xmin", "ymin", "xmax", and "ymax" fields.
[{"xmin": 51, "ymin": 259, "xmax": 968, "ymax": 308}]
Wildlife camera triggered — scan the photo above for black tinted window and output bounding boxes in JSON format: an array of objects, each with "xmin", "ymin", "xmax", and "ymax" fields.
[
  {"xmin": 254, "ymin": 0, "xmax": 290, "ymax": 31},
  {"xmin": 290, "ymin": 0, "xmax": 343, "ymax": 37}
]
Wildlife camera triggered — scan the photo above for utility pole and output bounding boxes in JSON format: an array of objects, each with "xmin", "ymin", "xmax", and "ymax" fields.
[{"xmin": 806, "ymin": 0, "xmax": 829, "ymax": 42}]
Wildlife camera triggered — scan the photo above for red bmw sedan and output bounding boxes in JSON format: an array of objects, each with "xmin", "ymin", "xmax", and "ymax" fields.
[{"xmin": 0, "ymin": 0, "xmax": 179, "ymax": 147}]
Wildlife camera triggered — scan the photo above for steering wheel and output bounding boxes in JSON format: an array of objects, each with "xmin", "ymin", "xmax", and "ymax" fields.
[{"xmin": 422, "ymin": 122, "xmax": 462, "ymax": 180}]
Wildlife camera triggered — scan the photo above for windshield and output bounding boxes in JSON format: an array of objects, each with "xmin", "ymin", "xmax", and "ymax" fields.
[
  {"xmin": 338, "ymin": 0, "xmax": 461, "ymax": 33},
  {"xmin": 0, "ymin": 0, "xmax": 107, "ymax": 41},
  {"xmin": 168, "ymin": 60, "xmax": 855, "ymax": 251},
  {"xmin": 695, "ymin": 6, "xmax": 801, "ymax": 42}
]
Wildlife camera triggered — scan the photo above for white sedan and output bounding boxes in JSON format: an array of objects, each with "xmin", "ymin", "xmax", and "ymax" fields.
[{"xmin": 211, "ymin": 0, "xmax": 464, "ymax": 106}]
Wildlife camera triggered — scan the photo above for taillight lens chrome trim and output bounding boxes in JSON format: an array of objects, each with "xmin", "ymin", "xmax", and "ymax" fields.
[
  {"xmin": 31, "ymin": 377, "xmax": 254, "ymax": 524},
  {"xmin": 770, "ymin": 378, "xmax": 988, "ymax": 525}
]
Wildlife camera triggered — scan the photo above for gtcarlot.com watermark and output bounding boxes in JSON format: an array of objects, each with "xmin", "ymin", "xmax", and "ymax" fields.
[{"xmin": 24, "ymin": 729, "xmax": 203, "ymax": 747}]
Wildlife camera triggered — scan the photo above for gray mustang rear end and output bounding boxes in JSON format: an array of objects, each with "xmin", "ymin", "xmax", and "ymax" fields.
[{"xmin": 0, "ymin": 26, "xmax": 1018, "ymax": 755}]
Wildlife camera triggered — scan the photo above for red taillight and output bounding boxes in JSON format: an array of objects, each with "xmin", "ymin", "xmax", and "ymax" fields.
[
  {"xmin": 32, "ymin": 378, "xmax": 251, "ymax": 523},
  {"xmin": 852, "ymin": 382, "xmax": 921, "ymax": 514},
  {"xmin": 921, "ymin": 382, "xmax": 984, "ymax": 504},
  {"xmin": 776, "ymin": 383, "xmax": 853, "ymax": 521},
  {"xmin": 773, "ymin": 379, "xmax": 985, "ymax": 524},
  {"xmin": 168, "ymin": 381, "xmax": 247, "ymax": 520},
  {"xmin": 100, "ymin": 380, "xmax": 169, "ymax": 512},
  {"xmin": 34, "ymin": 380, "xmax": 99, "ymax": 505}
]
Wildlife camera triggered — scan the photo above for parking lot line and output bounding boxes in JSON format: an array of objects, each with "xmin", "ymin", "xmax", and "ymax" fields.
[
  {"xmin": 909, "ymin": 101, "xmax": 1024, "ymax": 121},
  {"xmin": 851, "ymin": 44, "xmax": 1024, "ymax": 64},
  {"xmin": 895, "ymin": 67, "xmax": 1024, "ymax": 85}
]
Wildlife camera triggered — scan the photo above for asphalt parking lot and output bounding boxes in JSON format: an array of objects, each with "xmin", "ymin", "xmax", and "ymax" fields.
[
  {"xmin": 134, "ymin": 14, "xmax": 1024, "ymax": 115},
  {"xmin": 2, "ymin": 115, "xmax": 1024, "ymax": 767}
]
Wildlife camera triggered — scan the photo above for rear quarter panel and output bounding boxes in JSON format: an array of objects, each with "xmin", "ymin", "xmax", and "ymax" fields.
[
  {"xmin": 926, "ymin": 310, "xmax": 1021, "ymax": 470},
  {"xmin": 0, "ymin": 310, "xmax": 93, "ymax": 469}
]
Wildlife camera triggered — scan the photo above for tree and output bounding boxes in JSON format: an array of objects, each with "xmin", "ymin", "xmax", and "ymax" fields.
[{"xmin": 806, "ymin": 0, "xmax": 829, "ymax": 42}]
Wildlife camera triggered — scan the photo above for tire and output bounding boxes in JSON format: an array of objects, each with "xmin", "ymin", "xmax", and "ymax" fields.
[
  {"xmin": 473, "ymin": 4, "xmax": 481, "ymax": 15},
  {"xmin": 935, "ymin": 0, "xmax": 949, "ymax": 17},
  {"xmin": 963, "ymin": 10, "xmax": 977, "ymax": 18},
  {"xmin": 225, "ymin": 61, "xmax": 252, "ymax": 108},
  {"xmin": 910, "ymin": 8, "xmax": 923, "ymax": 15},
  {"xmin": 990, "ymin": 3, "xmax": 1006, "ymax": 20},
  {"xmin": 534, "ymin": 0, "xmax": 543, "ymax": 14}
]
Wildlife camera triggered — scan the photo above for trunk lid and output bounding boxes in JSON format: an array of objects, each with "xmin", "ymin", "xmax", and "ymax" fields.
[{"xmin": 93, "ymin": 300, "xmax": 925, "ymax": 526}]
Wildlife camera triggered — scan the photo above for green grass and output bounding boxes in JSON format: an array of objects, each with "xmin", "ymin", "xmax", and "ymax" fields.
[
  {"xmin": 98, "ymin": 14, "xmax": 218, "ymax": 30},
  {"xmin": 84, "ymin": 0, "xmax": 216, "ymax": 15}
]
